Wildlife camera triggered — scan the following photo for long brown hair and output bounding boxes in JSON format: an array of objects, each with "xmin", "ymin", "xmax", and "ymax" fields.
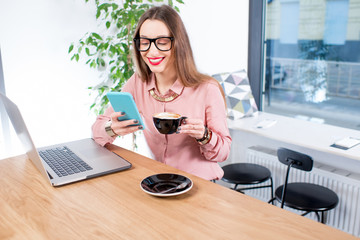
[{"xmin": 132, "ymin": 5, "xmax": 226, "ymax": 102}]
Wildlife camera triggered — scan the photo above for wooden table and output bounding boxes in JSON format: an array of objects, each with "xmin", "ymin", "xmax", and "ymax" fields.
[{"xmin": 0, "ymin": 144, "xmax": 357, "ymax": 240}]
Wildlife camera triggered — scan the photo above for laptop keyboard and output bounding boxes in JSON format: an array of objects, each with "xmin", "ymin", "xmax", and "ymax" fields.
[{"xmin": 39, "ymin": 146, "xmax": 93, "ymax": 177}]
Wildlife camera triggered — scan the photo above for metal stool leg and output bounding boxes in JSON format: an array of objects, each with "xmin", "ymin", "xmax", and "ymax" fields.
[
  {"xmin": 269, "ymin": 177, "xmax": 274, "ymax": 204},
  {"xmin": 321, "ymin": 211, "xmax": 328, "ymax": 224},
  {"xmin": 301, "ymin": 211, "xmax": 322, "ymax": 223}
]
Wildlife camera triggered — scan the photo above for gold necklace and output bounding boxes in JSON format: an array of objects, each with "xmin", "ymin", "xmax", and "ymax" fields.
[{"xmin": 149, "ymin": 89, "xmax": 179, "ymax": 102}]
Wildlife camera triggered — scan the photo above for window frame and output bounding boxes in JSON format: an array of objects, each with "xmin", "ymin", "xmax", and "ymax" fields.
[{"xmin": 248, "ymin": 0, "xmax": 266, "ymax": 110}]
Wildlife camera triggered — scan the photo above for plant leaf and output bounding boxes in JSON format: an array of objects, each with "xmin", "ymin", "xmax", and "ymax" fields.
[
  {"xmin": 92, "ymin": 32, "xmax": 103, "ymax": 40},
  {"xmin": 68, "ymin": 44, "xmax": 74, "ymax": 53}
]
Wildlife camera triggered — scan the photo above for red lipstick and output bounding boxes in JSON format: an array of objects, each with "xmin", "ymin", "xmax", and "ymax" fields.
[{"xmin": 147, "ymin": 57, "xmax": 164, "ymax": 66}]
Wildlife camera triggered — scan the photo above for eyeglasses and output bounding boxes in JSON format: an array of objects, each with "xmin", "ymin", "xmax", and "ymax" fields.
[{"xmin": 133, "ymin": 37, "xmax": 174, "ymax": 52}]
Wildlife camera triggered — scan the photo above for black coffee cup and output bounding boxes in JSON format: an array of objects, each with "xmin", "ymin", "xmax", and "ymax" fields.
[{"xmin": 153, "ymin": 112, "xmax": 187, "ymax": 134}]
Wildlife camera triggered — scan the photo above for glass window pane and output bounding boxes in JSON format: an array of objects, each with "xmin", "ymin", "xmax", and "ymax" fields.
[{"xmin": 263, "ymin": 0, "xmax": 360, "ymax": 131}]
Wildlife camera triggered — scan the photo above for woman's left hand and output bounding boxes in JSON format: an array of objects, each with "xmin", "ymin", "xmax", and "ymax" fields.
[{"xmin": 177, "ymin": 118, "xmax": 205, "ymax": 140}]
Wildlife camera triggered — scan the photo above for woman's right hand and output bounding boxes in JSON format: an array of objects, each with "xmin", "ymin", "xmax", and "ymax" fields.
[{"xmin": 110, "ymin": 112, "xmax": 143, "ymax": 136}]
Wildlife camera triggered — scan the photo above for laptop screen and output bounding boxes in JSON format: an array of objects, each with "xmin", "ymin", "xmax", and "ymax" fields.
[{"xmin": 0, "ymin": 92, "xmax": 50, "ymax": 180}]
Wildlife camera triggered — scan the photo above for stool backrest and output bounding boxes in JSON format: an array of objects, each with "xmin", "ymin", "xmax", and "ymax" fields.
[
  {"xmin": 277, "ymin": 148, "xmax": 314, "ymax": 208},
  {"xmin": 277, "ymin": 148, "xmax": 313, "ymax": 172}
]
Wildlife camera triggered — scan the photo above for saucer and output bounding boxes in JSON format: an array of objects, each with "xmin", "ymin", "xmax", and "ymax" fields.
[{"xmin": 140, "ymin": 173, "xmax": 193, "ymax": 197}]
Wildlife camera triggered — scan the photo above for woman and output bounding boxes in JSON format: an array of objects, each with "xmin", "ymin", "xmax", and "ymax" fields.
[{"xmin": 92, "ymin": 5, "xmax": 232, "ymax": 180}]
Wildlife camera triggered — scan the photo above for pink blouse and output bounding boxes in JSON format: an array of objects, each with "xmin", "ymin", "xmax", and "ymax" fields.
[{"xmin": 92, "ymin": 73, "xmax": 232, "ymax": 180}]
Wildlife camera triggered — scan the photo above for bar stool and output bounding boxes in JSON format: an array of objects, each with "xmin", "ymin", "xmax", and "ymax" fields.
[
  {"xmin": 269, "ymin": 148, "xmax": 339, "ymax": 223},
  {"xmin": 221, "ymin": 163, "xmax": 274, "ymax": 201}
]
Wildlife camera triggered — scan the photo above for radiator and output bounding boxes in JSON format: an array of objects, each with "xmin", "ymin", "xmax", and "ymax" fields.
[{"xmin": 243, "ymin": 146, "xmax": 360, "ymax": 237}]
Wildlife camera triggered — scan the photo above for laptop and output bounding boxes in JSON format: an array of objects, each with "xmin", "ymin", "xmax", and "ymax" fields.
[{"xmin": 0, "ymin": 92, "xmax": 132, "ymax": 186}]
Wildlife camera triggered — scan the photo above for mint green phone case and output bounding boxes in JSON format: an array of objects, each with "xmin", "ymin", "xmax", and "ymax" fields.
[{"xmin": 106, "ymin": 92, "xmax": 145, "ymax": 129}]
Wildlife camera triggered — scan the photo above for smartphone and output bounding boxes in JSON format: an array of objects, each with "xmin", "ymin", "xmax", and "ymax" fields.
[{"xmin": 106, "ymin": 92, "xmax": 145, "ymax": 129}]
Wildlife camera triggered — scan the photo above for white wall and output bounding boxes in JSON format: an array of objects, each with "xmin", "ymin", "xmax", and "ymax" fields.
[
  {"xmin": 0, "ymin": 0, "xmax": 248, "ymax": 158},
  {"xmin": 0, "ymin": 0, "xmax": 99, "ymax": 158},
  {"xmin": 179, "ymin": 0, "xmax": 249, "ymax": 74}
]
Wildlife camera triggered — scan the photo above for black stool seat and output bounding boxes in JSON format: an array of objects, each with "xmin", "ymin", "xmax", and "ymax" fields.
[
  {"xmin": 222, "ymin": 163, "xmax": 271, "ymax": 185},
  {"xmin": 275, "ymin": 183, "xmax": 339, "ymax": 212},
  {"xmin": 221, "ymin": 163, "xmax": 274, "ymax": 201}
]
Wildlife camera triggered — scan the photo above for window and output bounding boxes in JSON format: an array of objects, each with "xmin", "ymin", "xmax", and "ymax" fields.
[
  {"xmin": 324, "ymin": 0, "xmax": 349, "ymax": 45},
  {"xmin": 262, "ymin": 0, "xmax": 360, "ymax": 130}
]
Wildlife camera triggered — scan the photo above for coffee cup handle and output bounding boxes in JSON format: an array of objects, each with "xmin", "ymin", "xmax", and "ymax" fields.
[{"xmin": 180, "ymin": 116, "xmax": 187, "ymax": 126}]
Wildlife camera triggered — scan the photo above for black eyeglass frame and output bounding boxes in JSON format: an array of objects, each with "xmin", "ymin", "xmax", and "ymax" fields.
[{"xmin": 133, "ymin": 37, "xmax": 174, "ymax": 52}]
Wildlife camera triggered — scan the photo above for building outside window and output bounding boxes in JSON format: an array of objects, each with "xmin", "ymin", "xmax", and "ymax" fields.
[{"xmin": 263, "ymin": 0, "xmax": 360, "ymax": 130}]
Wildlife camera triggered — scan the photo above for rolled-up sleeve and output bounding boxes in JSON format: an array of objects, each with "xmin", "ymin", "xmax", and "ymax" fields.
[
  {"xmin": 199, "ymin": 82, "xmax": 232, "ymax": 162},
  {"xmin": 91, "ymin": 106, "xmax": 117, "ymax": 146}
]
